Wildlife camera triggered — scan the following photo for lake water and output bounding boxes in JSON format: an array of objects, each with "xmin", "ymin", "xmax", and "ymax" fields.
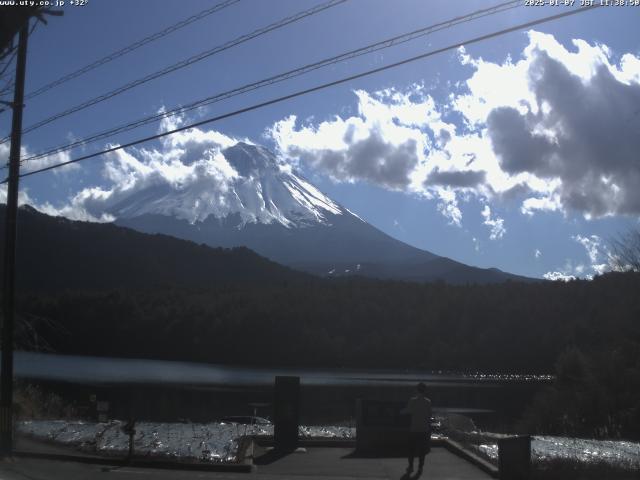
[
  {"xmin": 14, "ymin": 351, "xmax": 552, "ymax": 388},
  {"xmin": 14, "ymin": 353, "xmax": 639, "ymax": 472},
  {"xmin": 13, "ymin": 351, "xmax": 552, "ymax": 424}
]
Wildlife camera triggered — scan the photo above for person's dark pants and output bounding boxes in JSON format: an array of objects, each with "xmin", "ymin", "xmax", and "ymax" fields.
[{"xmin": 408, "ymin": 431, "xmax": 429, "ymax": 471}]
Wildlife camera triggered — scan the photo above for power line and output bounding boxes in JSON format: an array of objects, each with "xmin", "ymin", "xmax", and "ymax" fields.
[
  {"xmin": 0, "ymin": 22, "xmax": 37, "ymax": 114},
  {"xmin": 1, "ymin": 0, "xmax": 348, "ymax": 144},
  {"xmin": 0, "ymin": 44, "xmax": 17, "ymax": 64},
  {"xmin": 20, "ymin": 0, "xmax": 522, "ymax": 165},
  {"xmin": 0, "ymin": 80, "xmax": 14, "ymax": 98},
  {"xmin": 3, "ymin": 4, "xmax": 599, "ymax": 183},
  {"xmin": 0, "ymin": 21, "xmax": 36, "ymax": 81},
  {"xmin": 0, "ymin": 70, "xmax": 15, "ymax": 85},
  {"xmin": 21, "ymin": 0, "xmax": 520, "ymax": 164},
  {"xmin": 24, "ymin": 0, "xmax": 241, "ymax": 100},
  {"xmin": 0, "ymin": 72, "xmax": 14, "ymax": 94},
  {"xmin": 0, "ymin": 71, "xmax": 15, "ymax": 98},
  {"xmin": 0, "ymin": 51, "xmax": 17, "ymax": 80}
]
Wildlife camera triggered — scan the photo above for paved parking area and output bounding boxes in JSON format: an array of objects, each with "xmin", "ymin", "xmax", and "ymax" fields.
[{"xmin": 0, "ymin": 446, "xmax": 493, "ymax": 480}]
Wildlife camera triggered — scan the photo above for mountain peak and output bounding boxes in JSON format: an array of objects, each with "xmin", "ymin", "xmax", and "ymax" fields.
[
  {"xmin": 109, "ymin": 142, "xmax": 344, "ymax": 228},
  {"xmin": 111, "ymin": 142, "xmax": 533, "ymax": 284},
  {"xmin": 223, "ymin": 142, "xmax": 279, "ymax": 176}
]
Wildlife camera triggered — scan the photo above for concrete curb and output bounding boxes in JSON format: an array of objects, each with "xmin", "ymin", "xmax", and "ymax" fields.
[
  {"xmin": 250, "ymin": 434, "xmax": 498, "ymax": 478},
  {"xmin": 442, "ymin": 439, "xmax": 499, "ymax": 478},
  {"xmin": 251, "ymin": 434, "xmax": 356, "ymax": 449},
  {"xmin": 14, "ymin": 436, "xmax": 498, "ymax": 477},
  {"xmin": 12, "ymin": 450, "xmax": 253, "ymax": 473}
]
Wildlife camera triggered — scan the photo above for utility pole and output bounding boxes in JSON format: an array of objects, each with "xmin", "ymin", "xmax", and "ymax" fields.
[{"xmin": 0, "ymin": 20, "xmax": 29, "ymax": 457}]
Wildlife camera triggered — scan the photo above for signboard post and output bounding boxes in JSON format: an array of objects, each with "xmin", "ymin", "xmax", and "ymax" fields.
[
  {"xmin": 273, "ymin": 376, "xmax": 300, "ymax": 451},
  {"xmin": 498, "ymin": 435, "xmax": 531, "ymax": 480}
]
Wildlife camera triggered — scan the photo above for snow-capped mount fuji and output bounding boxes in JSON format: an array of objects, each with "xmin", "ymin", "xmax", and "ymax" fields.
[
  {"xmin": 109, "ymin": 143, "xmax": 343, "ymax": 228},
  {"xmin": 114, "ymin": 142, "xmax": 530, "ymax": 284}
]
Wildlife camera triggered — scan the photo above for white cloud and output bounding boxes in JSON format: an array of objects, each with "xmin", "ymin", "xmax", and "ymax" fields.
[
  {"xmin": 35, "ymin": 194, "xmax": 116, "ymax": 223},
  {"xmin": 33, "ymin": 114, "xmax": 345, "ymax": 228},
  {"xmin": 573, "ymin": 234, "xmax": 611, "ymax": 277},
  {"xmin": 481, "ymin": 205, "xmax": 506, "ymax": 240},
  {"xmin": 10, "ymin": 30, "xmax": 639, "ymax": 249},
  {"xmin": 0, "ymin": 143, "xmax": 81, "ymax": 217},
  {"xmin": 0, "ymin": 139, "xmax": 80, "ymax": 218},
  {"xmin": 437, "ymin": 200, "xmax": 462, "ymax": 227},
  {"xmin": 32, "ymin": 114, "xmax": 245, "ymax": 223},
  {"xmin": 543, "ymin": 271, "xmax": 576, "ymax": 282},
  {"xmin": 268, "ymin": 31, "xmax": 640, "ymax": 225},
  {"xmin": 458, "ymin": 31, "xmax": 640, "ymax": 218},
  {"xmin": 543, "ymin": 257, "xmax": 582, "ymax": 281},
  {"xmin": 0, "ymin": 184, "xmax": 34, "ymax": 206},
  {"xmin": 454, "ymin": 46, "xmax": 535, "ymax": 126},
  {"xmin": 573, "ymin": 234, "xmax": 601, "ymax": 264},
  {"xmin": 0, "ymin": 142, "xmax": 78, "ymax": 175},
  {"xmin": 521, "ymin": 194, "xmax": 562, "ymax": 216},
  {"xmin": 543, "ymin": 235, "xmax": 612, "ymax": 281},
  {"xmin": 268, "ymin": 88, "xmax": 434, "ymax": 191},
  {"xmin": 435, "ymin": 188, "xmax": 462, "ymax": 227},
  {"xmin": 267, "ymin": 85, "xmax": 483, "ymax": 225},
  {"xmin": 392, "ymin": 218, "xmax": 406, "ymax": 233}
]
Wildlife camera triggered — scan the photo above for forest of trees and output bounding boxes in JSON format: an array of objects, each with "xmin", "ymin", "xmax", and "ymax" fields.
[
  {"xmin": 16, "ymin": 272, "xmax": 638, "ymax": 370},
  {"xmin": 3, "ymin": 207, "xmax": 640, "ymax": 438},
  {"xmin": 14, "ymin": 271, "xmax": 640, "ymax": 438}
]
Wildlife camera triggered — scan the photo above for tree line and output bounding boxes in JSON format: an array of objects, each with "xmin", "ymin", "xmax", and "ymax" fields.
[{"xmin": 13, "ymin": 271, "xmax": 640, "ymax": 438}]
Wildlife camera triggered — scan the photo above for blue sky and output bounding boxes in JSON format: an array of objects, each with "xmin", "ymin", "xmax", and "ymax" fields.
[{"xmin": 1, "ymin": 0, "xmax": 639, "ymax": 279}]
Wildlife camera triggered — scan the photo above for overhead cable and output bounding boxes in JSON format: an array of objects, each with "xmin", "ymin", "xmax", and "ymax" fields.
[
  {"xmin": 3, "ymin": 4, "xmax": 599, "ymax": 182},
  {"xmin": 24, "ymin": 0, "xmax": 241, "ymax": 100},
  {"xmin": 21, "ymin": 0, "xmax": 522, "ymax": 164},
  {"xmin": 1, "ymin": 0, "xmax": 348, "ymax": 143}
]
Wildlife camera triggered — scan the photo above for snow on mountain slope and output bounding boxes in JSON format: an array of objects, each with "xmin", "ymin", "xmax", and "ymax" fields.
[
  {"xmin": 108, "ymin": 142, "xmax": 344, "ymax": 228},
  {"xmin": 111, "ymin": 141, "xmax": 530, "ymax": 284}
]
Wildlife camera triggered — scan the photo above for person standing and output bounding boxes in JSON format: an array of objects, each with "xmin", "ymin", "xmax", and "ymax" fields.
[{"xmin": 403, "ymin": 382, "xmax": 432, "ymax": 475}]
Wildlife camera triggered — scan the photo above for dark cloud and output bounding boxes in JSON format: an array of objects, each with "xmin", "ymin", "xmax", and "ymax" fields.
[
  {"xmin": 168, "ymin": 137, "xmax": 222, "ymax": 166},
  {"xmin": 343, "ymin": 124, "xmax": 356, "ymax": 144},
  {"xmin": 498, "ymin": 182, "xmax": 533, "ymax": 202},
  {"xmin": 292, "ymin": 130, "xmax": 419, "ymax": 190},
  {"xmin": 487, "ymin": 106, "xmax": 554, "ymax": 176},
  {"xmin": 424, "ymin": 168, "xmax": 486, "ymax": 188},
  {"xmin": 487, "ymin": 49, "xmax": 640, "ymax": 217}
]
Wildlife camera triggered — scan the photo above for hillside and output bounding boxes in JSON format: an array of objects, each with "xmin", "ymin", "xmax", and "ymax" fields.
[
  {"xmin": 0, "ymin": 205, "xmax": 308, "ymax": 292},
  {"xmin": 113, "ymin": 142, "xmax": 533, "ymax": 285},
  {"xmin": 4, "ymin": 206, "xmax": 639, "ymax": 439}
]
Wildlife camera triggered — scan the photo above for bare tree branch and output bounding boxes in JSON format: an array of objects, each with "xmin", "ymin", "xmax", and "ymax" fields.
[{"xmin": 608, "ymin": 228, "xmax": 640, "ymax": 272}]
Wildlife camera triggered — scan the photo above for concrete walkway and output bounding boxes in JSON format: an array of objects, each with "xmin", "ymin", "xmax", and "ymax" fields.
[
  {"xmin": 254, "ymin": 446, "xmax": 493, "ymax": 479},
  {"xmin": 0, "ymin": 447, "xmax": 493, "ymax": 480}
]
